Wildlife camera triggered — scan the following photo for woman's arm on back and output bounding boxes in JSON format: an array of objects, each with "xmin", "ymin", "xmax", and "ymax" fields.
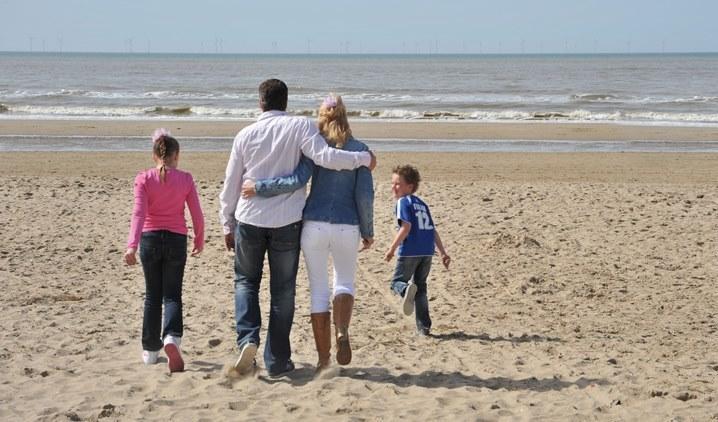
[{"xmin": 246, "ymin": 155, "xmax": 315, "ymax": 198}]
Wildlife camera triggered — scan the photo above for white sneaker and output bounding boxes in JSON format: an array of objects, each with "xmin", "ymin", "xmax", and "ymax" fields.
[
  {"xmin": 163, "ymin": 336, "xmax": 184, "ymax": 373},
  {"xmin": 164, "ymin": 335, "xmax": 182, "ymax": 348},
  {"xmin": 142, "ymin": 350, "xmax": 159, "ymax": 365},
  {"xmin": 402, "ymin": 283, "xmax": 418, "ymax": 316},
  {"xmin": 234, "ymin": 342, "xmax": 258, "ymax": 373}
]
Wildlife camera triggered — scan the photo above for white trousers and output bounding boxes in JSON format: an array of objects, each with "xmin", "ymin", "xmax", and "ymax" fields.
[{"xmin": 301, "ymin": 221, "xmax": 360, "ymax": 313}]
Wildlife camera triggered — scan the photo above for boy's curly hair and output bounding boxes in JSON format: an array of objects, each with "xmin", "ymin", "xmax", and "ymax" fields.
[{"xmin": 392, "ymin": 164, "xmax": 421, "ymax": 193}]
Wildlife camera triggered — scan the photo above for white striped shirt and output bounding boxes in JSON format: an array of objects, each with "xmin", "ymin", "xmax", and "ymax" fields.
[{"xmin": 219, "ymin": 111, "xmax": 371, "ymax": 233}]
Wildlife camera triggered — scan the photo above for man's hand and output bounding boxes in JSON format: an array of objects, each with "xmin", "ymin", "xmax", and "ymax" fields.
[
  {"xmin": 384, "ymin": 248, "xmax": 395, "ymax": 262},
  {"xmin": 224, "ymin": 233, "xmax": 235, "ymax": 252},
  {"xmin": 368, "ymin": 150, "xmax": 377, "ymax": 171},
  {"xmin": 241, "ymin": 180, "xmax": 257, "ymax": 198}
]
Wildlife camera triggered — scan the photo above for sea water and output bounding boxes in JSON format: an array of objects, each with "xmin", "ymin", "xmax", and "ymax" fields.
[
  {"xmin": 2, "ymin": 52, "xmax": 717, "ymax": 124},
  {"xmin": 2, "ymin": 52, "xmax": 718, "ymax": 152}
]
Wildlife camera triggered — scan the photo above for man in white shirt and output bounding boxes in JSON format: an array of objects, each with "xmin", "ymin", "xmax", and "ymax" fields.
[{"xmin": 219, "ymin": 79, "xmax": 376, "ymax": 377}]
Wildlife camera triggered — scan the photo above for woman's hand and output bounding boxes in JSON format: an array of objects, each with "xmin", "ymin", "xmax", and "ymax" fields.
[
  {"xmin": 359, "ymin": 237, "xmax": 374, "ymax": 252},
  {"xmin": 241, "ymin": 180, "xmax": 257, "ymax": 198},
  {"xmin": 124, "ymin": 248, "xmax": 137, "ymax": 265}
]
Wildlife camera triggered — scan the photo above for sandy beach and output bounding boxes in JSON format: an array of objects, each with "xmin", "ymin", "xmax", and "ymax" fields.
[{"xmin": 0, "ymin": 120, "xmax": 717, "ymax": 420}]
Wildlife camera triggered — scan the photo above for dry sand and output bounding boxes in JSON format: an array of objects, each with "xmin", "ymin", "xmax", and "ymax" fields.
[{"xmin": 0, "ymin": 121, "xmax": 717, "ymax": 420}]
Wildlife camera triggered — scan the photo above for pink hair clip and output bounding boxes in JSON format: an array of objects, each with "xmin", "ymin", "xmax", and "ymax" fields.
[
  {"xmin": 151, "ymin": 128, "xmax": 171, "ymax": 143},
  {"xmin": 322, "ymin": 96, "xmax": 337, "ymax": 108}
]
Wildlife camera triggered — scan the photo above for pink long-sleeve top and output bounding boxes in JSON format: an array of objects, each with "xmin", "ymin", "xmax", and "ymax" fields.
[{"xmin": 127, "ymin": 167, "xmax": 205, "ymax": 250}]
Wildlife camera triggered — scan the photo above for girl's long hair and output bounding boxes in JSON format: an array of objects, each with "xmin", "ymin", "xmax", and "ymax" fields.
[{"xmin": 318, "ymin": 94, "xmax": 351, "ymax": 148}]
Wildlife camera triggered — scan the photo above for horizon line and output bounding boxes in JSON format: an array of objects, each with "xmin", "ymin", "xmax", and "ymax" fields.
[{"xmin": 2, "ymin": 50, "xmax": 718, "ymax": 56}]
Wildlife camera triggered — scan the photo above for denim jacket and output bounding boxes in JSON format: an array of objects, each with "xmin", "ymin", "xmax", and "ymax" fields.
[{"xmin": 254, "ymin": 137, "xmax": 374, "ymax": 239}]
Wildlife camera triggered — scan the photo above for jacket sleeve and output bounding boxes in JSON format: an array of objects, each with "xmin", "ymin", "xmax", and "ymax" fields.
[
  {"xmin": 254, "ymin": 155, "xmax": 315, "ymax": 197},
  {"xmin": 354, "ymin": 147, "xmax": 374, "ymax": 239}
]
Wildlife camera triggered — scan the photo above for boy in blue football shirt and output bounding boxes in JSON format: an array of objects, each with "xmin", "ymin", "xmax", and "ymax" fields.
[{"xmin": 385, "ymin": 165, "xmax": 451, "ymax": 336}]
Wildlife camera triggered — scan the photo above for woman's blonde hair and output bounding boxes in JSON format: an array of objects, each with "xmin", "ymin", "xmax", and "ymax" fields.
[{"xmin": 318, "ymin": 94, "xmax": 352, "ymax": 148}]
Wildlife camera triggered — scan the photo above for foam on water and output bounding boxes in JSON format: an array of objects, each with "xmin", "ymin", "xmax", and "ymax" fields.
[{"xmin": 2, "ymin": 135, "xmax": 718, "ymax": 153}]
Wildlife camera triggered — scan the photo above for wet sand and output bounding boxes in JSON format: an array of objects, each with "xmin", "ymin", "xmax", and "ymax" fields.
[{"xmin": 2, "ymin": 118, "xmax": 718, "ymax": 141}]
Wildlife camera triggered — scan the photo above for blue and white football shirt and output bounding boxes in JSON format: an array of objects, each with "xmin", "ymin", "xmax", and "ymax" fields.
[{"xmin": 395, "ymin": 194, "xmax": 435, "ymax": 257}]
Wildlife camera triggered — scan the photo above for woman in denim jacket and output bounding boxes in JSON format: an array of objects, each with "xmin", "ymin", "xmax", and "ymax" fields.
[{"xmin": 241, "ymin": 94, "xmax": 373, "ymax": 371}]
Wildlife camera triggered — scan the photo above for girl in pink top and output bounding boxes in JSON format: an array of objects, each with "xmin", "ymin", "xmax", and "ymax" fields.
[{"xmin": 124, "ymin": 129, "xmax": 205, "ymax": 373}]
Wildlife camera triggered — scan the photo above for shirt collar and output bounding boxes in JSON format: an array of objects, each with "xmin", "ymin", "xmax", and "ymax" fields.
[{"xmin": 258, "ymin": 110, "xmax": 288, "ymax": 121}]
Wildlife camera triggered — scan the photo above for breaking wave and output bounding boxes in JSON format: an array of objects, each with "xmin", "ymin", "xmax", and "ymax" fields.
[
  {"xmin": 144, "ymin": 106, "xmax": 193, "ymax": 116},
  {"xmin": 2, "ymin": 104, "xmax": 718, "ymax": 125}
]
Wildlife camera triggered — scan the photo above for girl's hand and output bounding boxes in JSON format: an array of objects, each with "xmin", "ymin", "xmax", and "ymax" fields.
[
  {"xmin": 241, "ymin": 180, "xmax": 257, "ymax": 198},
  {"xmin": 191, "ymin": 246, "xmax": 203, "ymax": 257},
  {"xmin": 124, "ymin": 248, "xmax": 137, "ymax": 265},
  {"xmin": 384, "ymin": 249, "xmax": 394, "ymax": 262},
  {"xmin": 359, "ymin": 237, "xmax": 374, "ymax": 252}
]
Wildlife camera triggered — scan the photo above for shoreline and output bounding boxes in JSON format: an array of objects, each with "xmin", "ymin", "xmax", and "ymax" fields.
[{"xmin": 1, "ymin": 118, "xmax": 718, "ymax": 141}]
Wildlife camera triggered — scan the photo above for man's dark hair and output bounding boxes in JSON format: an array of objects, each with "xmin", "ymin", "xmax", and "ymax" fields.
[{"xmin": 259, "ymin": 79, "xmax": 288, "ymax": 111}]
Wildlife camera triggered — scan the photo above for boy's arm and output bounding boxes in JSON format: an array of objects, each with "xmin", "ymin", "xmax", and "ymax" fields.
[
  {"xmin": 243, "ymin": 155, "xmax": 315, "ymax": 198},
  {"xmin": 384, "ymin": 221, "xmax": 411, "ymax": 262},
  {"xmin": 434, "ymin": 229, "xmax": 451, "ymax": 269}
]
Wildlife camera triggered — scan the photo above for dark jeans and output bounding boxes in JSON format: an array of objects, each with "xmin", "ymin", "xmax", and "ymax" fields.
[
  {"xmin": 234, "ymin": 221, "xmax": 301, "ymax": 374},
  {"xmin": 139, "ymin": 230, "xmax": 187, "ymax": 351},
  {"xmin": 390, "ymin": 256, "xmax": 433, "ymax": 331}
]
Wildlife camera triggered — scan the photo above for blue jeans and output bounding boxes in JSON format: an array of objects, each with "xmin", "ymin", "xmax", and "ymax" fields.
[
  {"xmin": 390, "ymin": 256, "xmax": 433, "ymax": 331},
  {"xmin": 234, "ymin": 221, "xmax": 301, "ymax": 374},
  {"xmin": 139, "ymin": 230, "xmax": 187, "ymax": 351}
]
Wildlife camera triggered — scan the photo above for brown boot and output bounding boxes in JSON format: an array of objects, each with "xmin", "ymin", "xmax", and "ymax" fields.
[
  {"xmin": 310, "ymin": 312, "xmax": 331, "ymax": 371},
  {"xmin": 333, "ymin": 294, "xmax": 354, "ymax": 365}
]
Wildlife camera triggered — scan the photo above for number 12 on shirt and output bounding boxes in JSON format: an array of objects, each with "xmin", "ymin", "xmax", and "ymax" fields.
[{"xmin": 415, "ymin": 210, "xmax": 433, "ymax": 230}]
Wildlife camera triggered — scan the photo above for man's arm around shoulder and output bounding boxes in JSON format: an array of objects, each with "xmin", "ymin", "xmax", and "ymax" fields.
[{"xmin": 299, "ymin": 120, "xmax": 376, "ymax": 171}]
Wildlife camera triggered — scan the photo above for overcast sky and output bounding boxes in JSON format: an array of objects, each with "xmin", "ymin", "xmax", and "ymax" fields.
[{"xmin": 1, "ymin": 0, "xmax": 716, "ymax": 54}]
